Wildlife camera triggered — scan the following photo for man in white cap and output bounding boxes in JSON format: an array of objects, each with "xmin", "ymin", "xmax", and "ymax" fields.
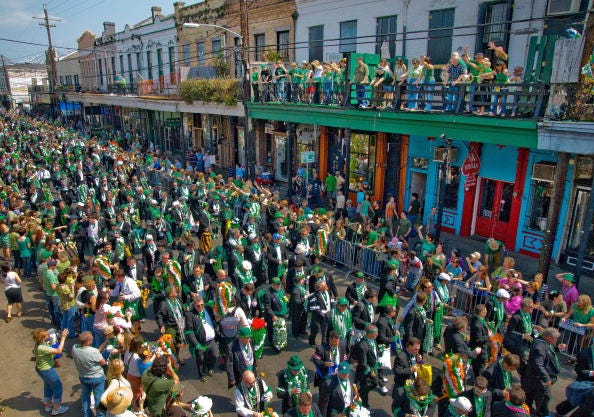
[
  {"xmin": 444, "ymin": 396, "xmax": 473, "ymax": 417},
  {"xmin": 486, "ymin": 289, "xmax": 510, "ymax": 333},
  {"xmin": 232, "ymin": 260, "xmax": 255, "ymax": 290}
]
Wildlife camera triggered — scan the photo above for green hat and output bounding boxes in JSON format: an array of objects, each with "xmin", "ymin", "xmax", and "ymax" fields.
[
  {"xmin": 562, "ymin": 273, "xmax": 575, "ymax": 283},
  {"xmin": 41, "ymin": 250, "xmax": 53, "ymax": 260},
  {"xmin": 274, "ymin": 211, "xmax": 283, "ymax": 219},
  {"xmin": 209, "ymin": 172, "xmax": 217, "ymax": 178},
  {"xmin": 287, "ymin": 355, "xmax": 303, "ymax": 370},
  {"xmin": 338, "ymin": 361, "xmax": 351, "ymax": 375},
  {"xmin": 387, "ymin": 260, "xmax": 399, "ymax": 270},
  {"xmin": 316, "ymin": 208, "xmax": 327, "ymax": 215},
  {"xmin": 355, "ymin": 271, "xmax": 365, "ymax": 279},
  {"xmin": 271, "ymin": 277, "xmax": 282, "ymax": 285},
  {"xmin": 366, "ymin": 326, "xmax": 378, "ymax": 335},
  {"xmin": 238, "ymin": 327, "xmax": 252, "ymax": 338},
  {"xmin": 311, "ymin": 266, "xmax": 322, "ymax": 275},
  {"xmin": 338, "ymin": 297, "xmax": 349, "ymax": 306},
  {"xmin": 213, "ymin": 194, "xmax": 220, "ymax": 200}
]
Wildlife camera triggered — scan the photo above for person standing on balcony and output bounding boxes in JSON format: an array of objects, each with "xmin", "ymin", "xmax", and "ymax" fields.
[
  {"xmin": 273, "ymin": 60, "xmax": 287, "ymax": 103},
  {"xmin": 288, "ymin": 62, "xmax": 303, "ymax": 103},
  {"xmin": 260, "ymin": 63, "xmax": 272, "ymax": 102},
  {"xmin": 353, "ymin": 57, "xmax": 370, "ymax": 108},
  {"xmin": 401, "ymin": 58, "xmax": 423, "ymax": 110},
  {"xmin": 419, "ymin": 56, "xmax": 435, "ymax": 111},
  {"xmin": 443, "ymin": 52, "xmax": 468, "ymax": 112},
  {"xmin": 250, "ymin": 66, "xmax": 260, "ymax": 103}
]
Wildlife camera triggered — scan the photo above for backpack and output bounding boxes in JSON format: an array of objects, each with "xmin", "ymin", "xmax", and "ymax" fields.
[
  {"xmin": 566, "ymin": 381, "xmax": 594, "ymax": 407},
  {"xmin": 219, "ymin": 307, "xmax": 240, "ymax": 339}
]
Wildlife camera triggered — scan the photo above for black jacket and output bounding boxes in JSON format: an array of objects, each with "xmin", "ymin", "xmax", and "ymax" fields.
[
  {"xmin": 352, "ymin": 300, "xmax": 375, "ymax": 331},
  {"xmin": 345, "ymin": 282, "xmax": 365, "ymax": 305},
  {"xmin": 276, "ymin": 369, "xmax": 311, "ymax": 413},
  {"xmin": 226, "ymin": 338, "xmax": 257, "ymax": 386},
  {"xmin": 469, "ymin": 315, "xmax": 490, "ymax": 364},
  {"xmin": 284, "ymin": 403, "xmax": 323, "ymax": 417},
  {"xmin": 263, "ymin": 286, "xmax": 288, "ymax": 320},
  {"xmin": 376, "ymin": 314, "xmax": 396, "ymax": 346},
  {"xmin": 327, "ymin": 375, "xmax": 356, "ymax": 417},
  {"xmin": 352, "ymin": 338, "xmax": 380, "ymax": 383},
  {"xmin": 184, "ymin": 305, "xmax": 217, "ymax": 351},
  {"xmin": 402, "ymin": 306, "xmax": 427, "ymax": 345},
  {"xmin": 123, "ymin": 260, "xmax": 145, "ymax": 283},
  {"xmin": 142, "ymin": 244, "xmax": 159, "ymax": 272},
  {"xmin": 444, "ymin": 324, "xmax": 477, "ymax": 359},
  {"xmin": 393, "ymin": 349, "xmax": 418, "ymax": 386},
  {"xmin": 460, "ymin": 388, "xmax": 492, "ymax": 417},
  {"xmin": 308, "ymin": 273, "xmax": 338, "ymax": 297},
  {"xmin": 311, "ymin": 341, "xmax": 347, "ymax": 385},
  {"xmin": 522, "ymin": 338, "xmax": 561, "ymax": 387},
  {"xmin": 236, "ymin": 291, "xmax": 258, "ymax": 320},
  {"xmin": 491, "ymin": 400, "xmax": 529, "ymax": 417},
  {"xmin": 481, "ymin": 361, "xmax": 520, "ymax": 402}
]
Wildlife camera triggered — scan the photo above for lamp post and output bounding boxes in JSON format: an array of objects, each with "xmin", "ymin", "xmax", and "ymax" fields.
[
  {"xmin": 183, "ymin": 22, "xmax": 251, "ymax": 177},
  {"xmin": 434, "ymin": 134, "xmax": 453, "ymax": 243}
]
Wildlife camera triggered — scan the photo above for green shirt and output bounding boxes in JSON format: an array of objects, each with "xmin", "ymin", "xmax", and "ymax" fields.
[
  {"xmin": 43, "ymin": 268, "xmax": 59, "ymax": 297},
  {"xmin": 35, "ymin": 344, "xmax": 55, "ymax": 371},
  {"xmin": 325, "ymin": 175, "xmax": 337, "ymax": 192},
  {"xmin": 142, "ymin": 370, "xmax": 175, "ymax": 416},
  {"xmin": 571, "ymin": 303, "xmax": 594, "ymax": 325},
  {"xmin": 366, "ymin": 230, "xmax": 379, "ymax": 246}
]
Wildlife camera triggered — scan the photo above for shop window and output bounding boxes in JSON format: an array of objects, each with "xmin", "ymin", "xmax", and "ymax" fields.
[
  {"xmin": 277, "ymin": 31, "xmax": 290, "ymax": 60},
  {"xmin": 526, "ymin": 180, "xmax": 553, "ymax": 232},
  {"xmin": 443, "ymin": 165, "xmax": 460, "ymax": 209},
  {"xmin": 349, "ymin": 133, "xmax": 376, "ymax": 191},
  {"xmin": 412, "ymin": 157, "xmax": 428, "ymax": 169}
]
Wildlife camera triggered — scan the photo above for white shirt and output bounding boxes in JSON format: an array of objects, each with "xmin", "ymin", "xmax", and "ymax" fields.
[
  {"xmin": 201, "ymin": 309, "xmax": 216, "ymax": 342},
  {"xmin": 234, "ymin": 379, "xmax": 273, "ymax": 417},
  {"xmin": 110, "ymin": 277, "xmax": 141, "ymax": 301}
]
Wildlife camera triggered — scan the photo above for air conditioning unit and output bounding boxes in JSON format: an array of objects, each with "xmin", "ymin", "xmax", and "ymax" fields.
[
  {"xmin": 547, "ymin": 0, "xmax": 580, "ymax": 15},
  {"xmin": 532, "ymin": 162, "xmax": 556, "ymax": 182},
  {"xmin": 433, "ymin": 147, "xmax": 458, "ymax": 162}
]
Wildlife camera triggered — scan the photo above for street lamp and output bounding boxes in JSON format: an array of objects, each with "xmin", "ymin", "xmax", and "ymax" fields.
[
  {"xmin": 434, "ymin": 134, "xmax": 453, "ymax": 243},
  {"xmin": 182, "ymin": 23, "xmax": 243, "ymax": 40}
]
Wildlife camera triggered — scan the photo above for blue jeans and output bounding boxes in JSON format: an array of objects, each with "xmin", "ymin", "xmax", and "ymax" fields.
[
  {"xmin": 274, "ymin": 81, "xmax": 286, "ymax": 101},
  {"xmin": 491, "ymin": 87, "xmax": 508, "ymax": 114},
  {"xmin": 93, "ymin": 327, "xmax": 105, "ymax": 349},
  {"xmin": 406, "ymin": 78, "xmax": 419, "ymax": 109},
  {"xmin": 467, "ymin": 84, "xmax": 479, "ymax": 111},
  {"xmin": 61, "ymin": 306, "xmax": 77, "ymax": 337},
  {"xmin": 36, "ymin": 367, "xmax": 63, "ymax": 405},
  {"xmin": 21, "ymin": 255, "xmax": 33, "ymax": 278},
  {"xmin": 423, "ymin": 81, "xmax": 435, "ymax": 111},
  {"xmin": 445, "ymin": 85, "xmax": 460, "ymax": 111},
  {"xmin": 356, "ymin": 84, "xmax": 370, "ymax": 107},
  {"xmin": 80, "ymin": 312, "xmax": 94, "ymax": 334},
  {"xmin": 80, "ymin": 376, "xmax": 105, "ymax": 417},
  {"xmin": 45, "ymin": 294, "xmax": 62, "ymax": 329}
]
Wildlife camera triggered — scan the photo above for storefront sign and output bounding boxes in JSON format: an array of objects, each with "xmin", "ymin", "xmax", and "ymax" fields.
[
  {"xmin": 301, "ymin": 151, "xmax": 315, "ymax": 164},
  {"xmin": 129, "ymin": 111, "xmax": 147, "ymax": 119},
  {"xmin": 461, "ymin": 146, "xmax": 481, "ymax": 188},
  {"xmin": 165, "ymin": 117, "xmax": 182, "ymax": 127}
]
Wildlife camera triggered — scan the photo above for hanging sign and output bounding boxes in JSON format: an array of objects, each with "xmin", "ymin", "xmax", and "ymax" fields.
[{"xmin": 462, "ymin": 144, "xmax": 481, "ymax": 188}]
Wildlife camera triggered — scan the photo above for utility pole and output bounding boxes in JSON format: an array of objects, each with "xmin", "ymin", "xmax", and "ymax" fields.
[
  {"xmin": 1, "ymin": 56, "xmax": 12, "ymax": 108},
  {"xmin": 239, "ymin": 0, "xmax": 253, "ymax": 178},
  {"xmin": 34, "ymin": 4, "xmax": 61, "ymax": 119}
]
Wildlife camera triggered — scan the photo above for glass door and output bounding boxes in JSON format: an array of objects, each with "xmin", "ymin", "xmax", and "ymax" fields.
[{"xmin": 475, "ymin": 178, "xmax": 515, "ymax": 243}]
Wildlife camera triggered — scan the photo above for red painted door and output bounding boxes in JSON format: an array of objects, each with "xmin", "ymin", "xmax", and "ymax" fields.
[{"xmin": 475, "ymin": 178, "xmax": 515, "ymax": 244}]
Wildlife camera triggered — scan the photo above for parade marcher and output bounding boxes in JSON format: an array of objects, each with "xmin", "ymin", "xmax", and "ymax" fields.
[
  {"xmin": 232, "ymin": 260, "xmax": 256, "ymax": 291},
  {"xmin": 111, "ymin": 268, "xmax": 142, "ymax": 333},
  {"xmin": 486, "ymin": 289, "xmax": 510, "ymax": 334},
  {"xmin": 236, "ymin": 282, "xmax": 258, "ymax": 322},
  {"xmin": 482, "ymin": 353, "xmax": 521, "ymax": 403},
  {"xmin": 308, "ymin": 281, "xmax": 333, "ymax": 346},
  {"xmin": 470, "ymin": 304, "xmax": 491, "ymax": 378},
  {"xmin": 377, "ymin": 261, "xmax": 400, "ymax": 315},
  {"xmin": 352, "ymin": 289, "xmax": 377, "ymax": 345},
  {"xmin": 234, "ymin": 370, "xmax": 273, "ymax": 417},
  {"xmin": 345, "ymin": 271, "xmax": 367, "ymax": 306},
  {"xmin": 522, "ymin": 327, "xmax": 565, "ymax": 417},
  {"xmin": 285, "ymin": 392, "xmax": 324, "ymax": 417},
  {"xmin": 375, "ymin": 304, "xmax": 397, "ymax": 383},
  {"xmin": 328, "ymin": 297, "xmax": 353, "ymax": 348},
  {"xmin": 262, "ymin": 276, "xmax": 289, "ymax": 352},
  {"xmin": 184, "ymin": 295, "xmax": 219, "ymax": 383},
  {"xmin": 267, "ymin": 233, "xmax": 289, "ymax": 283},
  {"xmin": 460, "ymin": 376, "xmax": 492, "ymax": 417},
  {"xmin": 391, "ymin": 377, "xmax": 435, "ymax": 417},
  {"xmin": 326, "ymin": 361, "xmax": 361, "ymax": 417},
  {"xmin": 393, "ymin": 336, "xmax": 423, "ymax": 387},
  {"xmin": 277, "ymin": 355, "xmax": 311, "ymax": 414},
  {"xmin": 290, "ymin": 274, "xmax": 309, "ymax": 339},
  {"xmin": 504, "ymin": 298, "xmax": 541, "ymax": 368},
  {"xmin": 444, "ymin": 316, "xmax": 481, "ymax": 360},
  {"xmin": 227, "ymin": 327, "xmax": 258, "ymax": 389},
  {"xmin": 443, "ymin": 396, "xmax": 474, "ymax": 417},
  {"xmin": 312, "ymin": 331, "xmax": 347, "ymax": 417},
  {"xmin": 402, "ymin": 292, "xmax": 431, "ymax": 354},
  {"xmin": 491, "ymin": 384, "xmax": 530, "ymax": 417},
  {"xmin": 182, "ymin": 264, "xmax": 212, "ymax": 302},
  {"xmin": 308, "ymin": 266, "xmax": 338, "ymax": 299},
  {"xmin": 156, "ymin": 286, "xmax": 186, "ymax": 358},
  {"xmin": 352, "ymin": 324, "xmax": 388, "ymax": 408},
  {"xmin": 142, "ymin": 234, "xmax": 159, "ymax": 278}
]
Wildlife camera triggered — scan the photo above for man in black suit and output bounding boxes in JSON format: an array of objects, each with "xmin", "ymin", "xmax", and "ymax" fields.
[
  {"xmin": 522, "ymin": 327, "xmax": 565, "ymax": 417},
  {"xmin": 226, "ymin": 327, "xmax": 258, "ymax": 389},
  {"xmin": 308, "ymin": 266, "xmax": 338, "ymax": 298},
  {"xmin": 142, "ymin": 234, "xmax": 159, "ymax": 278},
  {"xmin": 290, "ymin": 274, "xmax": 309, "ymax": 338},
  {"xmin": 402, "ymin": 292, "xmax": 429, "ymax": 353},
  {"xmin": 491, "ymin": 384, "xmax": 528, "ymax": 417},
  {"xmin": 482, "ymin": 353, "xmax": 521, "ymax": 403},
  {"xmin": 327, "ymin": 361, "xmax": 357, "ymax": 417},
  {"xmin": 123, "ymin": 256, "xmax": 145, "ymax": 283},
  {"xmin": 308, "ymin": 281, "xmax": 332, "ymax": 346},
  {"xmin": 263, "ymin": 276, "xmax": 289, "ymax": 350},
  {"xmin": 182, "ymin": 264, "xmax": 212, "ymax": 303},
  {"xmin": 470, "ymin": 304, "xmax": 491, "ymax": 378},
  {"xmin": 244, "ymin": 233, "xmax": 266, "ymax": 287},
  {"xmin": 393, "ymin": 337, "xmax": 423, "ymax": 387},
  {"xmin": 352, "ymin": 289, "xmax": 377, "ymax": 343},
  {"xmin": 236, "ymin": 282, "xmax": 257, "ymax": 321},
  {"xmin": 184, "ymin": 295, "xmax": 219, "ymax": 382},
  {"xmin": 460, "ymin": 376, "xmax": 492, "ymax": 417},
  {"xmin": 444, "ymin": 316, "xmax": 481, "ymax": 360},
  {"xmin": 352, "ymin": 324, "xmax": 388, "ymax": 409},
  {"xmin": 504, "ymin": 298, "xmax": 540, "ymax": 368},
  {"xmin": 267, "ymin": 233, "xmax": 289, "ymax": 283},
  {"xmin": 311, "ymin": 331, "xmax": 347, "ymax": 417},
  {"xmin": 376, "ymin": 304, "xmax": 397, "ymax": 384},
  {"xmin": 345, "ymin": 272, "xmax": 367, "ymax": 306}
]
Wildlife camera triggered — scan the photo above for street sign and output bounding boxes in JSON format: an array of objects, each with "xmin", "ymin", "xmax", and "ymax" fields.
[
  {"xmin": 165, "ymin": 117, "xmax": 182, "ymax": 127},
  {"xmin": 301, "ymin": 151, "xmax": 315, "ymax": 164},
  {"xmin": 462, "ymin": 144, "xmax": 481, "ymax": 188}
]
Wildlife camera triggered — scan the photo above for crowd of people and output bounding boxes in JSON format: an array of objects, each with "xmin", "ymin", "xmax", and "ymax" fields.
[
  {"xmin": 249, "ymin": 43, "xmax": 536, "ymax": 116},
  {"xmin": 0, "ymin": 108, "xmax": 592, "ymax": 417}
]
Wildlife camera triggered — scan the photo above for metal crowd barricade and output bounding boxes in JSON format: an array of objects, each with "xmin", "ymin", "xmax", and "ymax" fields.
[
  {"xmin": 445, "ymin": 281, "xmax": 495, "ymax": 318},
  {"xmin": 354, "ymin": 245, "xmax": 388, "ymax": 281},
  {"xmin": 558, "ymin": 319, "xmax": 589, "ymax": 359},
  {"xmin": 324, "ymin": 236, "xmax": 356, "ymax": 268}
]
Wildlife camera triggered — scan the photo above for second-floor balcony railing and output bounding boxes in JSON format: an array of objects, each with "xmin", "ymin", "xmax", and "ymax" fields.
[{"xmin": 250, "ymin": 80, "xmax": 551, "ymax": 118}]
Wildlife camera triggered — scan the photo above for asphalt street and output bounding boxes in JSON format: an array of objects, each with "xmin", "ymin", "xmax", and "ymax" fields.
[{"xmin": 0, "ymin": 252, "xmax": 580, "ymax": 417}]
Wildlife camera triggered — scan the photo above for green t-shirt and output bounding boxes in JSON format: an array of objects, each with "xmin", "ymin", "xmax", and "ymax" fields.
[
  {"xmin": 142, "ymin": 370, "xmax": 175, "ymax": 416},
  {"xmin": 420, "ymin": 240, "xmax": 436, "ymax": 260},
  {"xmin": 367, "ymin": 230, "xmax": 379, "ymax": 246},
  {"xmin": 494, "ymin": 72, "xmax": 509, "ymax": 86},
  {"xmin": 325, "ymin": 175, "xmax": 337, "ymax": 192},
  {"xmin": 251, "ymin": 72, "xmax": 260, "ymax": 83},
  {"xmin": 43, "ymin": 268, "xmax": 58, "ymax": 297},
  {"xmin": 289, "ymin": 67, "xmax": 303, "ymax": 83},
  {"xmin": 35, "ymin": 344, "xmax": 55, "ymax": 371},
  {"xmin": 571, "ymin": 303, "xmax": 594, "ymax": 325}
]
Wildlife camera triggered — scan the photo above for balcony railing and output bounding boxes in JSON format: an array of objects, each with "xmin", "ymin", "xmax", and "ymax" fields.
[{"xmin": 250, "ymin": 80, "xmax": 550, "ymax": 118}]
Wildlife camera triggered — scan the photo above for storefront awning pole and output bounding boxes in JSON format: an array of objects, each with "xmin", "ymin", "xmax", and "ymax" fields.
[{"xmin": 575, "ymin": 157, "xmax": 594, "ymax": 287}]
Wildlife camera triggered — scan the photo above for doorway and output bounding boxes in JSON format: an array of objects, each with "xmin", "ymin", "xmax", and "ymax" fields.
[
  {"xmin": 410, "ymin": 171, "xmax": 427, "ymax": 215},
  {"xmin": 475, "ymin": 178, "xmax": 514, "ymax": 243}
]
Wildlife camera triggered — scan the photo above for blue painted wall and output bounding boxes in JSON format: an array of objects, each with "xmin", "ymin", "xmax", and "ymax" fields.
[{"xmin": 479, "ymin": 144, "xmax": 518, "ymax": 182}]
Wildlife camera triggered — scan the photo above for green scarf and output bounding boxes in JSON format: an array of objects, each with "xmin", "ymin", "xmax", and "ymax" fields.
[
  {"xmin": 403, "ymin": 381, "xmax": 434, "ymax": 414},
  {"xmin": 520, "ymin": 310, "xmax": 533, "ymax": 334},
  {"xmin": 330, "ymin": 307, "xmax": 352, "ymax": 340},
  {"xmin": 499, "ymin": 360, "xmax": 512, "ymax": 389}
]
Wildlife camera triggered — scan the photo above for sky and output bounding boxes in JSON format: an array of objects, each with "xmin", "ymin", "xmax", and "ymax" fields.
[{"xmin": 0, "ymin": 0, "xmax": 176, "ymax": 63}]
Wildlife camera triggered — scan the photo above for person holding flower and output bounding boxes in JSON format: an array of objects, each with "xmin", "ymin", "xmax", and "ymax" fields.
[{"xmin": 234, "ymin": 370, "xmax": 273, "ymax": 417}]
